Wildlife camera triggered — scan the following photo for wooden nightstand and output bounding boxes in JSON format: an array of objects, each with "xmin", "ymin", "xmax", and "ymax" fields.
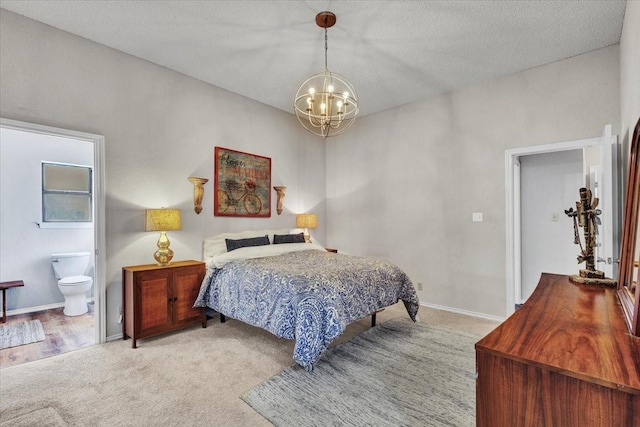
[{"xmin": 122, "ymin": 260, "xmax": 206, "ymax": 348}]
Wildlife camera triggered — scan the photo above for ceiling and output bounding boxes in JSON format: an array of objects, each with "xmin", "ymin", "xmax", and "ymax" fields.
[{"xmin": 0, "ymin": 1, "xmax": 626, "ymax": 117}]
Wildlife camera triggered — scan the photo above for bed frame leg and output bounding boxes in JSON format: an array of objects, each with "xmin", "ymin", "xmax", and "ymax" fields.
[
  {"xmin": 371, "ymin": 312, "xmax": 377, "ymax": 327},
  {"xmin": 201, "ymin": 308, "xmax": 207, "ymax": 328},
  {"xmin": 220, "ymin": 313, "xmax": 226, "ymax": 323}
]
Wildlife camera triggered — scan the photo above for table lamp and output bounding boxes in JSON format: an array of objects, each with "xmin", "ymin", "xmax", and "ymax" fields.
[
  {"xmin": 296, "ymin": 213, "xmax": 317, "ymax": 243},
  {"xmin": 145, "ymin": 208, "xmax": 181, "ymax": 265}
]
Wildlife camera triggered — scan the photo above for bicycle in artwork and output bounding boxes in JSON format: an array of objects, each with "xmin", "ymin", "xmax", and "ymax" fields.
[{"xmin": 217, "ymin": 178, "xmax": 262, "ymax": 215}]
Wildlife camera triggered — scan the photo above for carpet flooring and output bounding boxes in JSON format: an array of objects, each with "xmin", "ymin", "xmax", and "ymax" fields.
[
  {"xmin": 0, "ymin": 304, "xmax": 499, "ymax": 426},
  {"xmin": 243, "ymin": 318, "xmax": 477, "ymax": 426},
  {"xmin": 0, "ymin": 407, "xmax": 66, "ymax": 427},
  {"xmin": 0, "ymin": 319, "xmax": 45, "ymax": 350}
]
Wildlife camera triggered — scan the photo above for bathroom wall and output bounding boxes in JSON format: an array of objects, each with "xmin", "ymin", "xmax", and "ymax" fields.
[{"xmin": 0, "ymin": 127, "xmax": 94, "ymax": 311}]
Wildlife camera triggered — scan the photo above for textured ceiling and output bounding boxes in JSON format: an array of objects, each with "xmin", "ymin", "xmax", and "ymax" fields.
[{"xmin": 0, "ymin": 1, "xmax": 626, "ymax": 116}]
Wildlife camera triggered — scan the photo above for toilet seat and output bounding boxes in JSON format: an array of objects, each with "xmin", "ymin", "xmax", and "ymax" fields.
[{"xmin": 59, "ymin": 275, "xmax": 93, "ymax": 286}]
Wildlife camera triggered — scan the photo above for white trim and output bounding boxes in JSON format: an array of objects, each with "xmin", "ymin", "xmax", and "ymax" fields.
[
  {"xmin": 6, "ymin": 302, "xmax": 65, "ymax": 317},
  {"xmin": 513, "ymin": 159, "xmax": 522, "ymax": 303},
  {"xmin": 505, "ymin": 136, "xmax": 603, "ymax": 316},
  {"xmin": 106, "ymin": 333, "xmax": 124, "ymax": 342},
  {"xmin": 0, "ymin": 118, "xmax": 106, "ymax": 345},
  {"xmin": 420, "ymin": 301, "xmax": 505, "ymax": 323},
  {"xmin": 36, "ymin": 222, "xmax": 93, "ymax": 229}
]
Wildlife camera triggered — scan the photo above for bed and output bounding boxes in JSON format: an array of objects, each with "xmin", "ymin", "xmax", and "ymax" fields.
[{"xmin": 194, "ymin": 229, "xmax": 420, "ymax": 369}]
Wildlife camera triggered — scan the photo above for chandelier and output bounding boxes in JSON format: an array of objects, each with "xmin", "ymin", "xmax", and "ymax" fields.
[{"xmin": 294, "ymin": 11, "xmax": 359, "ymax": 138}]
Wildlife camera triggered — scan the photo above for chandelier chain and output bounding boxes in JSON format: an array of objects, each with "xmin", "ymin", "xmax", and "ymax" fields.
[{"xmin": 324, "ymin": 27, "xmax": 328, "ymax": 71}]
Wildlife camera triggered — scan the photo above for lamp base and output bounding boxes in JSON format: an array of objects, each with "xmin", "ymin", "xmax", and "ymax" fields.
[
  {"xmin": 154, "ymin": 231, "xmax": 174, "ymax": 266},
  {"xmin": 153, "ymin": 248, "xmax": 174, "ymax": 266}
]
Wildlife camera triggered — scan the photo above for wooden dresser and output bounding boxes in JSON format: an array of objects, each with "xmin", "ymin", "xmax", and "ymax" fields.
[{"xmin": 476, "ymin": 273, "xmax": 640, "ymax": 426}]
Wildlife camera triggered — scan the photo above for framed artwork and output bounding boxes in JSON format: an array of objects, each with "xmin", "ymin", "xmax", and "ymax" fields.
[{"xmin": 214, "ymin": 147, "xmax": 271, "ymax": 217}]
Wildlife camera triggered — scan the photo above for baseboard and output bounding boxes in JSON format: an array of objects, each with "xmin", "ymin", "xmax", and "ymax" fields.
[
  {"xmin": 6, "ymin": 302, "xmax": 65, "ymax": 317},
  {"xmin": 106, "ymin": 333, "xmax": 123, "ymax": 342},
  {"xmin": 5, "ymin": 297, "xmax": 96, "ymax": 318},
  {"xmin": 420, "ymin": 301, "xmax": 505, "ymax": 322}
]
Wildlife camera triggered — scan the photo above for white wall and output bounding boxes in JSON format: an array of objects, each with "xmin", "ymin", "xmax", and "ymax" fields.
[
  {"xmin": 327, "ymin": 45, "xmax": 620, "ymax": 318},
  {"xmin": 0, "ymin": 9, "xmax": 325, "ymax": 338},
  {"xmin": 519, "ymin": 150, "xmax": 583, "ymax": 301},
  {"xmin": 0, "ymin": 128, "xmax": 94, "ymax": 309}
]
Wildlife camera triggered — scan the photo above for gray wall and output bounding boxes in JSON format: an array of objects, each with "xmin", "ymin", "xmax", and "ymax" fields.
[
  {"xmin": 0, "ymin": 9, "xmax": 325, "ymax": 338},
  {"xmin": 620, "ymin": 1, "xmax": 640, "ymax": 166},
  {"xmin": 327, "ymin": 45, "xmax": 620, "ymax": 318},
  {"xmin": 1, "ymin": 5, "xmax": 637, "ymax": 330}
]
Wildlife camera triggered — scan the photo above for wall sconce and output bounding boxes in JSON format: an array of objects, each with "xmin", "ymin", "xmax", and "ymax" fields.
[
  {"xmin": 145, "ymin": 208, "xmax": 182, "ymax": 265},
  {"xmin": 296, "ymin": 213, "xmax": 317, "ymax": 243},
  {"xmin": 273, "ymin": 186, "xmax": 286, "ymax": 215},
  {"xmin": 188, "ymin": 177, "xmax": 208, "ymax": 214}
]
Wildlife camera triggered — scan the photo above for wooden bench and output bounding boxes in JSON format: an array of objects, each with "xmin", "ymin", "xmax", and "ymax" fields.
[{"xmin": 0, "ymin": 280, "xmax": 24, "ymax": 323}]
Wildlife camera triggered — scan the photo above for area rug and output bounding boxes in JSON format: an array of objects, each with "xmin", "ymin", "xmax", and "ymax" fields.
[
  {"xmin": 242, "ymin": 318, "xmax": 478, "ymax": 427},
  {"xmin": 0, "ymin": 320, "xmax": 45, "ymax": 350}
]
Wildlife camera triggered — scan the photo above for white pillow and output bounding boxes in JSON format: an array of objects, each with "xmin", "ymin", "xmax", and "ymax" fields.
[{"xmin": 203, "ymin": 228, "xmax": 290, "ymax": 260}]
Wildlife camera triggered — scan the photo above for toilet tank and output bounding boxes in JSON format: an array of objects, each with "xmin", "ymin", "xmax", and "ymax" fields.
[{"xmin": 51, "ymin": 252, "xmax": 91, "ymax": 279}]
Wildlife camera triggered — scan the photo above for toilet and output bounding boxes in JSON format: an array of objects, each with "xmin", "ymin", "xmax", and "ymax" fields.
[{"xmin": 51, "ymin": 252, "xmax": 93, "ymax": 316}]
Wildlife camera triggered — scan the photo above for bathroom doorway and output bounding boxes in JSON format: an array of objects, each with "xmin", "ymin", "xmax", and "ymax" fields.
[{"xmin": 0, "ymin": 118, "xmax": 105, "ymax": 363}]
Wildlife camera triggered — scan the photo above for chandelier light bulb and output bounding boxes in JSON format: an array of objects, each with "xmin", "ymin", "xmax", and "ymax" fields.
[
  {"xmin": 327, "ymin": 85, "xmax": 334, "ymax": 93},
  {"xmin": 309, "ymin": 87, "xmax": 315, "ymax": 95}
]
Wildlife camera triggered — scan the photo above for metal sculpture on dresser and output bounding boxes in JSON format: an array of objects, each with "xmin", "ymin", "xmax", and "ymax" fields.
[{"xmin": 564, "ymin": 187, "xmax": 616, "ymax": 286}]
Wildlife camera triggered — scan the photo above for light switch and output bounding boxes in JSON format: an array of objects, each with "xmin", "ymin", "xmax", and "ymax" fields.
[{"xmin": 472, "ymin": 212, "xmax": 483, "ymax": 222}]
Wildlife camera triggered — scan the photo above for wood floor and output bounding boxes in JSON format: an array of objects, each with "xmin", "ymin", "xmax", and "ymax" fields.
[{"xmin": 0, "ymin": 303, "xmax": 95, "ymax": 369}]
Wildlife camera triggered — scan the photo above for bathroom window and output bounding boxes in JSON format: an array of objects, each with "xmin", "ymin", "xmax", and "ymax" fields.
[{"xmin": 42, "ymin": 162, "xmax": 93, "ymax": 222}]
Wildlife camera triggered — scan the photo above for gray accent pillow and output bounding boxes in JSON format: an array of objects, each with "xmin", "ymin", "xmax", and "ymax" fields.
[
  {"xmin": 225, "ymin": 235, "xmax": 270, "ymax": 252},
  {"xmin": 273, "ymin": 233, "xmax": 306, "ymax": 244}
]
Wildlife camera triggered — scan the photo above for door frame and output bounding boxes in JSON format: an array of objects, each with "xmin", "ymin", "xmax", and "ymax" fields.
[
  {"xmin": 505, "ymin": 136, "xmax": 604, "ymax": 316},
  {"xmin": 0, "ymin": 118, "xmax": 106, "ymax": 344}
]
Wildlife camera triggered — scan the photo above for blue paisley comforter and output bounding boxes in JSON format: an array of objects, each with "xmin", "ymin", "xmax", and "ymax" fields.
[{"xmin": 194, "ymin": 246, "xmax": 420, "ymax": 369}]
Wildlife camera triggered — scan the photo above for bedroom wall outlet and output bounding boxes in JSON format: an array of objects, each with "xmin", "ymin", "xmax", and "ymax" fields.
[
  {"xmin": 415, "ymin": 282, "xmax": 424, "ymax": 291},
  {"xmin": 472, "ymin": 212, "xmax": 483, "ymax": 222},
  {"xmin": 117, "ymin": 305, "xmax": 123, "ymax": 324}
]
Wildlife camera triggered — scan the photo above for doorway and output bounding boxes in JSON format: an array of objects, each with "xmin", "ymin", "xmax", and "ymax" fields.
[
  {"xmin": 505, "ymin": 126, "xmax": 618, "ymax": 315},
  {"xmin": 0, "ymin": 118, "xmax": 105, "ymax": 349}
]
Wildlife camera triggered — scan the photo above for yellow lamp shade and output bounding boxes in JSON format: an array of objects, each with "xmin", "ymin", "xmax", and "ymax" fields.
[
  {"xmin": 145, "ymin": 209, "xmax": 182, "ymax": 232},
  {"xmin": 296, "ymin": 213, "xmax": 317, "ymax": 229}
]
